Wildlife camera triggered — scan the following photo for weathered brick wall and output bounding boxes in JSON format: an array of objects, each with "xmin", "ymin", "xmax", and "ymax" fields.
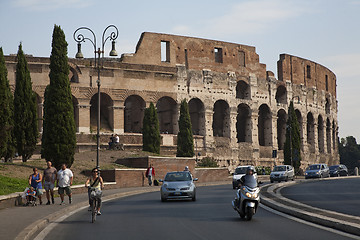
[{"xmin": 194, "ymin": 168, "xmax": 229, "ymax": 183}]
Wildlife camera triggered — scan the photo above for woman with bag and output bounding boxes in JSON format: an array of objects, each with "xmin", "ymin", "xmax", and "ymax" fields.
[{"xmin": 85, "ymin": 168, "xmax": 104, "ymax": 215}]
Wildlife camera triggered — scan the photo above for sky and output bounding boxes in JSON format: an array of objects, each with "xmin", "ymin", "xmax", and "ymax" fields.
[{"xmin": 1, "ymin": 0, "xmax": 359, "ymax": 141}]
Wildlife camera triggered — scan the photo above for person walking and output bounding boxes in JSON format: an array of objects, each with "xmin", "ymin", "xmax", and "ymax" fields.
[
  {"xmin": 29, "ymin": 168, "xmax": 43, "ymax": 205},
  {"xmin": 57, "ymin": 163, "xmax": 73, "ymax": 205},
  {"xmin": 145, "ymin": 164, "xmax": 155, "ymax": 186},
  {"xmin": 42, "ymin": 161, "xmax": 57, "ymax": 205}
]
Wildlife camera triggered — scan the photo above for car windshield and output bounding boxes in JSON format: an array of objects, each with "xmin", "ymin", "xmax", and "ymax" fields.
[
  {"xmin": 308, "ymin": 165, "xmax": 320, "ymax": 170},
  {"xmin": 165, "ymin": 172, "xmax": 192, "ymax": 182},
  {"xmin": 235, "ymin": 167, "xmax": 248, "ymax": 174},
  {"xmin": 273, "ymin": 166, "xmax": 286, "ymax": 172},
  {"xmin": 329, "ymin": 165, "xmax": 339, "ymax": 170},
  {"xmin": 243, "ymin": 175, "xmax": 258, "ymax": 188}
]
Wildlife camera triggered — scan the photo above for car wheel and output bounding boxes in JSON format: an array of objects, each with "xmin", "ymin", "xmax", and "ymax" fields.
[
  {"xmin": 161, "ymin": 196, "xmax": 167, "ymax": 202},
  {"xmin": 192, "ymin": 190, "xmax": 196, "ymax": 201},
  {"xmin": 285, "ymin": 176, "xmax": 288, "ymax": 182},
  {"xmin": 270, "ymin": 180, "xmax": 274, "ymax": 183}
]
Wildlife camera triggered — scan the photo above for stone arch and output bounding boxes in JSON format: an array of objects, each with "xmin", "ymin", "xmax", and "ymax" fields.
[
  {"xmin": 318, "ymin": 115, "xmax": 324, "ymax": 153},
  {"xmin": 236, "ymin": 103, "xmax": 251, "ymax": 143},
  {"xmin": 295, "ymin": 109, "xmax": 303, "ymax": 149},
  {"xmin": 124, "ymin": 95, "xmax": 145, "ymax": 133},
  {"xmin": 275, "ymin": 85, "xmax": 287, "ymax": 104},
  {"xmin": 156, "ymin": 96, "xmax": 177, "ymax": 134},
  {"xmin": 68, "ymin": 63, "xmax": 80, "ymax": 83},
  {"xmin": 188, "ymin": 98, "xmax": 205, "ymax": 136},
  {"xmin": 307, "ymin": 112, "xmax": 315, "ymax": 153},
  {"xmin": 90, "ymin": 92, "xmax": 114, "ymax": 132},
  {"xmin": 326, "ymin": 118, "xmax": 331, "ymax": 154},
  {"xmin": 213, "ymin": 100, "xmax": 230, "ymax": 137},
  {"xmin": 277, "ymin": 109, "xmax": 287, "ymax": 150},
  {"xmin": 258, "ymin": 104, "xmax": 272, "ymax": 146},
  {"xmin": 72, "ymin": 95, "xmax": 79, "ymax": 132},
  {"xmin": 236, "ymin": 80, "xmax": 250, "ymax": 99}
]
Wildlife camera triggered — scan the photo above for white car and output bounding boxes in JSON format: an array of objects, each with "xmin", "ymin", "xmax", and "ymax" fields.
[
  {"xmin": 270, "ymin": 165, "xmax": 295, "ymax": 183},
  {"xmin": 232, "ymin": 165, "xmax": 257, "ymax": 189}
]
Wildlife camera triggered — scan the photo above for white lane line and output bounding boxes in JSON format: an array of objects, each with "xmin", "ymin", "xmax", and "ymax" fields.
[{"xmin": 260, "ymin": 204, "xmax": 360, "ymax": 240}]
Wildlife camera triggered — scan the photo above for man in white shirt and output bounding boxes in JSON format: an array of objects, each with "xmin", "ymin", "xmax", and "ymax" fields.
[{"xmin": 57, "ymin": 163, "xmax": 73, "ymax": 205}]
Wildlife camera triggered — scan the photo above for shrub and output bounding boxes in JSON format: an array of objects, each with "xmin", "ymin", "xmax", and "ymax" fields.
[{"xmin": 197, "ymin": 157, "xmax": 218, "ymax": 168}]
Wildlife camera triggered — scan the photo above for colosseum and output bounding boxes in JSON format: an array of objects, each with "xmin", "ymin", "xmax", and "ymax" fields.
[{"xmin": 4, "ymin": 32, "xmax": 339, "ymax": 170}]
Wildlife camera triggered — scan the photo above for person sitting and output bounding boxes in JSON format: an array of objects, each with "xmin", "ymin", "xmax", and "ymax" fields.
[
  {"xmin": 25, "ymin": 187, "xmax": 37, "ymax": 206},
  {"xmin": 108, "ymin": 134, "xmax": 114, "ymax": 149}
]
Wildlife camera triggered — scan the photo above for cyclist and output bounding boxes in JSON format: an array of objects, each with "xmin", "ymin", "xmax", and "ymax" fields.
[{"xmin": 85, "ymin": 168, "xmax": 104, "ymax": 215}]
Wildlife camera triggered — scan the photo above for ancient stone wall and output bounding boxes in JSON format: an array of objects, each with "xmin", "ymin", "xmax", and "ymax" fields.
[{"xmin": 4, "ymin": 32, "xmax": 339, "ymax": 172}]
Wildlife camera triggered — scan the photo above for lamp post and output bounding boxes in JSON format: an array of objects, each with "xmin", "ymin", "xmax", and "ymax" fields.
[{"xmin": 73, "ymin": 25, "xmax": 119, "ymax": 171}]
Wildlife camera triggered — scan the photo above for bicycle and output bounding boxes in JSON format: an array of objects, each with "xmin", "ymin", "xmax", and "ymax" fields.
[{"xmin": 88, "ymin": 187, "xmax": 99, "ymax": 223}]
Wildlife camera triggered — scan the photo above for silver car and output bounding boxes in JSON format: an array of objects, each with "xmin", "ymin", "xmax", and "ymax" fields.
[
  {"xmin": 160, "ymin": 171, "xmax": 198, "ymax": 202},
  {"xmin": 270, "ymin": 165, "xmax": 295, "ymax": 183},
  {"xmin": 305, "ymin": 164, "xmax": 330, "ymax": 179}
]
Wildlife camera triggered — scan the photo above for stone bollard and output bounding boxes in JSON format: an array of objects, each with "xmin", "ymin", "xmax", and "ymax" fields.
[{"xmin": 354, "ymin": 167, "xmax": 359, "ymax": 176}]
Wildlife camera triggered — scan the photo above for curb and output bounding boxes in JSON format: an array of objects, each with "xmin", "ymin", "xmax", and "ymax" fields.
[{"xmin": 260, "ymin": 178, "xmax": 360, "ymax": 236}]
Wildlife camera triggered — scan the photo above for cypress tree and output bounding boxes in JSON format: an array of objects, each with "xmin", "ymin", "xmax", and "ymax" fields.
[
  {"xmin": 284, "ymin": 101, "xmax": 301, "ymax": 172},
  {"xmin": 13, "ymin": 44, "xmax": 38, "ymax": 162},
  {"xmin": 41, "ymin": 25, "xmax": 76, "ymax": 169},
  {"xmin": 177, "ymin": 99, "xmax": 194, "ymax": 157},
  {"xmin": 0, "ymin": 48, "xmax": 16, "ymax": 162},
  {"xmin": 142, "ymin": 102, "xmax": 160, "ymax": 154}
]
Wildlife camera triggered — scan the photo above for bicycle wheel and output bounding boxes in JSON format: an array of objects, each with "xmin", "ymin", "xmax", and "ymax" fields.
[{"xmin": 91, "ymin": 199, "xmax": 97, "ymax": 223}]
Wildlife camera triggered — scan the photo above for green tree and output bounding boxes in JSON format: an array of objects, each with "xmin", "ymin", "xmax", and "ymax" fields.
[
  {"xmin": 339, "ymin": 136, "xmax": 360, "ymax": 172},
  {"xmin": 177, "ymin": 99, "xmax": 194, "ymax": 157},
  {"xmin": 0, "ymin": 47, "xmax": 16, "ymax": 162},
  {"xmin": 142, "ymin": 102, "xmax": 160, "ymax": 154},
  {"xmin": 41, "ymin": 25, "xmax": 76, "ymax": 169},
  {"xmin": 284, "ymin": 101, "xmax": 301, "ymax": 171},
  {"xmin": 13, "ymin": 44, "xmax": 38, "ymax": 162}
]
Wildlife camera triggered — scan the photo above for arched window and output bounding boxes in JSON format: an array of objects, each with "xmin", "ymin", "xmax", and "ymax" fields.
[
  {"xmin": 124, "ymin": 95, "xmax": 145, "ymax": 133},
  {"xmin": 258, "ymin": 104, "xmax": 272, "ymax": 146},
  {"xmin": 188, "ymin": 98, "xmax": 205, "ymax": 136},
  {"xmin": 156, "ymin": 97, "xmax": 177, "ymax": 134},
  {"xmin": 213, "ymin": 100, "xmax": 230, "ymax": 137},
  {"xmin": 236, "ymin": 104, "xmax": 251, "ymax": 142}
]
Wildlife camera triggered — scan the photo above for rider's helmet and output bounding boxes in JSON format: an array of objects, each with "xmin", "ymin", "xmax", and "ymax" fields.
[
  {"xmin": 184, "ymin": 166, "xmax": 189, "ymax": 171},
  {"xmin": 246, "ymin": 166, "xmax": 255, "ymax": 175}
]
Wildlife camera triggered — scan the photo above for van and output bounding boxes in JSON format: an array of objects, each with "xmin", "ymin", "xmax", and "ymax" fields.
[{"xmin": 305, "ymin": 163, "xmax": 329, "ymax": 179}]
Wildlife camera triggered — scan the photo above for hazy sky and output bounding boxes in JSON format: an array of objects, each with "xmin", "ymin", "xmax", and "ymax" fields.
[{"xmin": 1, "ymin": 0, "xmax": 359, "ymax": 141}]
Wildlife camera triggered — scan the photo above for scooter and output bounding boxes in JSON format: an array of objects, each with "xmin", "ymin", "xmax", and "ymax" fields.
[{"xmin": 232, "ymin": 175, "xmax": 260, "ymax": 221}]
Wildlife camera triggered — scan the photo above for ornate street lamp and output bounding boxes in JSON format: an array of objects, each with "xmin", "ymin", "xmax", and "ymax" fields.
[{"xmin": 73, "ymin": 25, "xmax": 119, "ymax": 171}]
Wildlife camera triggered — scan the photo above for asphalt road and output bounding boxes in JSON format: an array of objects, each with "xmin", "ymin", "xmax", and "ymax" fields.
[
  {"xmin": 281, "ymin": 178, "xmax": 360, "ymax": 216},
  {"xmin": 42, "ymin": 185, "xmax": 356, "ymax": 240}
]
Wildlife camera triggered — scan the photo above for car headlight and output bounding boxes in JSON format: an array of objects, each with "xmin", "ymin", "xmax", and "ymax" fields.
[{"xmin": 316, "ymin": 171, "xmax": 320, "ymax": 175}]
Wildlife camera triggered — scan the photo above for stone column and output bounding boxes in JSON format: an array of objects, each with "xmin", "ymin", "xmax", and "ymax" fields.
[
  {"xmin": 229, "ymin": 106, "xmax": 238, "ymax": 141},
  {"xmin": 78, "ymin": 103, "xmax": 91, "ymax": 133},
  {"xmin": 113, "ymin": 100, "xmax": 124, "ymax": 134}
]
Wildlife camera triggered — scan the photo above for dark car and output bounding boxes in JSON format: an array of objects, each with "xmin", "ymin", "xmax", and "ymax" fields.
[{"xmin": 329, "ymin": 164, "xmax": 348, "ymax": 177}]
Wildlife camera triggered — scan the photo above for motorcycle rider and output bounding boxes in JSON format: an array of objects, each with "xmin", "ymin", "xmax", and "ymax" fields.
[
  {"xmin": 238, "ymin": 166, "xmax": 256, "ymax": 187},
  {"xmin": 234, "ymin": 166, "xmax": 257, "ymax": 206}
]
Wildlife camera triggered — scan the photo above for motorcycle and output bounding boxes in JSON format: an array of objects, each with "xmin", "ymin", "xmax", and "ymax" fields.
[{"xmin": 232, "ymin": 175, "xmax": 260, "ymax": 221}]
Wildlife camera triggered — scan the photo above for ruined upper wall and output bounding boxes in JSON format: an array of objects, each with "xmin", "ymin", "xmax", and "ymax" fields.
[
  {"xmin": 277, "ymin": 54, "xmax": 336, "ymax": 97},
  {"xmin": 121, "ymin": 32, "xmax": 267, "ymax": 80}
]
